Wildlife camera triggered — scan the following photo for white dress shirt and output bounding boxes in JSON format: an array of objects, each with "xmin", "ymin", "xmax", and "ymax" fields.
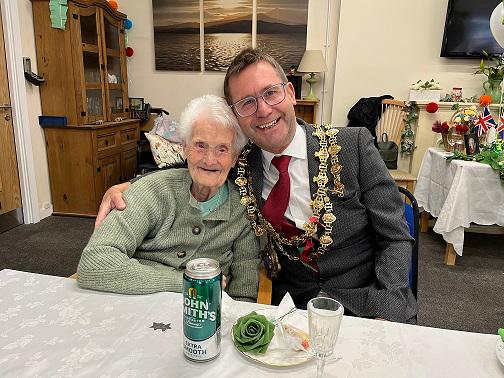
[{"xmin": 261, "ymin": 123, "xmax": 312, "ymax": 229}]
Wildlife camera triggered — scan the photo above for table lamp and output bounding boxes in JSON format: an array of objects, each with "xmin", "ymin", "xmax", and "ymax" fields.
[{"xmin": 297, "ymin": 50, "xmax": 328, "ymax": 101}]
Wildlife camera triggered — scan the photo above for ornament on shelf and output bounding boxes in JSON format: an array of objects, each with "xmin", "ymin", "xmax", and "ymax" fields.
[
  {"xmin": 123, "ymin": 18, "xmax": 133, "ymax": 59},
  {"xmin": 108, "ymin": 0, "xmax": 118, "ymax": 10},
  {"xmin": 425, "ymin": 102, "xmax": 439, "ymax": 113},
  {"xmin": 479, "ymin": 95, "xmax": 492, "ymax": 107}
]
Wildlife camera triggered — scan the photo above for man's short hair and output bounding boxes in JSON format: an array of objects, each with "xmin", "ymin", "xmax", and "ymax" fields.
[{"xmin": 224, "ymin": 48, "xmax": 288, "ymax": 104}]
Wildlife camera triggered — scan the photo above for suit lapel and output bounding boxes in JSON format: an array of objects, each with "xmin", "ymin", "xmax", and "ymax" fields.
[{"xmin": 247, "ymin": 144, "xmax": 265, "ymax": 206}]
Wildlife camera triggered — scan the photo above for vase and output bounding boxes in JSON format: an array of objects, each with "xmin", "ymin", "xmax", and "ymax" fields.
[
  {"xmin": 453, "ymin": 134, "xmax": 466, "ymax": 153},
  {"xmin": 482, "ymin": 79, "xmax": 502, "ymax": 103},
  {"xmin": 441, "ymin": 133, "xmax": 451, "ymax": 152}
]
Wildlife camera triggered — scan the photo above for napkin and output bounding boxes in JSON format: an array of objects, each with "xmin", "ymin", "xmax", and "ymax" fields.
[{"xmin": 222, "ymin": 292, "xmax": 310, "ymax": 353}]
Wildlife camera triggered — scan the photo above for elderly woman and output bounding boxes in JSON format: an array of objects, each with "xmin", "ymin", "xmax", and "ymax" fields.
[{"xmin": 77, "ymin": 95, "xmax": 259, "ymax": 302}]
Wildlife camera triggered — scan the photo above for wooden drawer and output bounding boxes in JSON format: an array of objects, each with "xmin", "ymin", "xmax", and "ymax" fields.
[
  {"xmin": 96, "ymin": 131, "xmax": 119, "ymax": 153},
  {"xmin": 120, "ymin": 127, "xmax": 139, "ymax": 147}
]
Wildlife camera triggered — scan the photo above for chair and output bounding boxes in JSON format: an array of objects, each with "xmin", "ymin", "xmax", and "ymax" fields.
[
  {"xmin": 376, "ymin": 99, "xmax": 417, "ymax": 192},
  {"xmin": 137, "ymin": 108, "xmax": 171, "ymax": 175},
  {"xmin": 398, "ymin": 186, "xmax": 419, "ymax": 299},
  {"xmin": 257, "ymin": 265, "xmax": 272, "ymax": 304}
]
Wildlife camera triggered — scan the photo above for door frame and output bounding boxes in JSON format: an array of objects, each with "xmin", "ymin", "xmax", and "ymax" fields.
[{"xmin": 0, "ymin": 0, "xmax": 40, "ymax": 223}]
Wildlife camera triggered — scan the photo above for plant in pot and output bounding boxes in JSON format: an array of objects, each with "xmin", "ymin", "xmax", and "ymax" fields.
[{"xmin": 474, "ymin": 50, "xmax": 504, "ymax": 103}]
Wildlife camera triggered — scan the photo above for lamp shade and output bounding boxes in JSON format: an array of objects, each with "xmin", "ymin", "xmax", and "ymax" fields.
[{"xmin": 297, "ymin": 50, "xmax": 327, "ymax": 73}]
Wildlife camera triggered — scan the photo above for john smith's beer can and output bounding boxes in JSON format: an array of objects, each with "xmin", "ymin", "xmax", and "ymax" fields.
[{"xmin": 183, "ymin": 258, "xmax": 221, "ymax": 362}]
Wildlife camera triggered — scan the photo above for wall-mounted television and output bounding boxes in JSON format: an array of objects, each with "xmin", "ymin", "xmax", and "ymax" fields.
[{"xmin": 441, "ymin": 0, "xmax": 504, "ymax": 58}]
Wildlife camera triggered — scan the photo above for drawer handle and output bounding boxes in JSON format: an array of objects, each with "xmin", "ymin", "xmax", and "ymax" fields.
[
  {"xmin": 105, "ymin": 140, "xmax": 109, "ymax": 146},
  {"xmin": 126, "ymin": 135, "xmax": 130, "ymax": 140}
]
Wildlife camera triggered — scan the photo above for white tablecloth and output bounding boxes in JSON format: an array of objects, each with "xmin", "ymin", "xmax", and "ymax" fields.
[
  {"xmin": 414, "ymin": 147, "xmax": 504, "ymax": 256},
  {"xmin": 1, "ymin": 269, "xmax": 503, "ymax": 377}
]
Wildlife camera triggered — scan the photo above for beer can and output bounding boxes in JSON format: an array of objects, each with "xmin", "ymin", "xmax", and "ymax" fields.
[{"xmin": 183, "ymin": 258, "xmax": 221, "ymax": 362}]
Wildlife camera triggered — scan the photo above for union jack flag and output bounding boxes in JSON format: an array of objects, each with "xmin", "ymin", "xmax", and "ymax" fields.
[
  {"xmin": 475, "ymin": 106, "xmax": 496, "ymax": 137},
  {"xmin": 498, "ymin": 114, "xmax": 504, "ymax": 139}
]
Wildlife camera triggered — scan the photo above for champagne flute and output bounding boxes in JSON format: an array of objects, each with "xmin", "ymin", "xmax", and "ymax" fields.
[{"xmin": 308, "ymin": 297, "xmax": 344, "ymax": 378}]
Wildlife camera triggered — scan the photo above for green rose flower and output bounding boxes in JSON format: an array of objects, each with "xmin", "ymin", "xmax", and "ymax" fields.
[{"xmin": 232, "ymin": 311, "xmax": 275, "ymax": 355}]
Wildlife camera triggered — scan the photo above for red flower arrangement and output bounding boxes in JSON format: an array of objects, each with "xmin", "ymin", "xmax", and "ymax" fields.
[
  {"xmin": 426, "ymin": 102, "xmax": 439, "ymax": 113},
  {"xmin": 432, "ymin": 120, "xmax": 449, "ymax": 133},
  {"xmin": 455, "ymin": 124, "xmax": 469, "ymax": 134}
]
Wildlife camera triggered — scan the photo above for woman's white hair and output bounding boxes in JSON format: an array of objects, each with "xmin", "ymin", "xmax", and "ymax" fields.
[{"xmin": 178, "ymin": 94, "xmax": 248, "ymax": 154}]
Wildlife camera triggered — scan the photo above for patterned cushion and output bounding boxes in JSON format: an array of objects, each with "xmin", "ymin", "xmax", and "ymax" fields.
[{"xmin": 144, "ymin": 132, "xmax": 185, "ymax": 168}]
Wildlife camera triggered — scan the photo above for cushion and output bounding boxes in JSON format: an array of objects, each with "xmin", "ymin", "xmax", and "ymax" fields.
[
  {"xmin": 144, "ymin": 132, "xmax": 186, "ymax": 168},
  {"xmin": 153, "ymin": 115, "xmax": 183, "ymax": 144}
]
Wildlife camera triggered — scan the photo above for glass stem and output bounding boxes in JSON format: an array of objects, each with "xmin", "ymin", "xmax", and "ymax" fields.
[{"xmin": 316, "ymin": 358, "xmax": 326, "ymax": 378}]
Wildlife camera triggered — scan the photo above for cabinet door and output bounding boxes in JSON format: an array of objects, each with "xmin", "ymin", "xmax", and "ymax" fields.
[
  {"xmin": 95, "ymin": 153, "xmax": 122, "ymax": 210},
  {"xmin": 121, "ymin": 148, "xmax": 137, "ymax": 182},
  {"xmin": 70, "ymin": 4, "xmax": 107, "ymax": 125},
  {"xmin": 101, "ymin": 9, "xmax": 129, "ymax": 121}
]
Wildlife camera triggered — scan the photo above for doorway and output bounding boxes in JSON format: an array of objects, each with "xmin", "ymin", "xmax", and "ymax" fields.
[{"xmin": 0, "ymin": 7, "xmax": 23, "ymax": 233}]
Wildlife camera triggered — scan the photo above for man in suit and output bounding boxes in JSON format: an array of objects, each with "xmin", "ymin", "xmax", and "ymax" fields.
[{"xmin": 96, "ymin": 48, "xmax": 417, "ymax": 323}]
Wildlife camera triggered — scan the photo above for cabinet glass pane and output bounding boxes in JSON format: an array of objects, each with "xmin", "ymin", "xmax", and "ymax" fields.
[
  {"xmin": 80, "ymin": 14, "xmax": 98, "ymax": 45},
  {"xmin": 109, "ymin": 89, "xmax": 124, "ymax": 114},
  {"xmin": 103, "ymin": 17, "xmax": 119, "ymax": 51},
  {"xmin": 86, "ymin": 89, "xmax": 103, "ymax": 116},
  {"xmin": 83, "ymin": 51, "xmax": 100, "ymax": 83},
  {"xmin": 106, "ymin": 56, "xmax": 121, "ymax": 83}
]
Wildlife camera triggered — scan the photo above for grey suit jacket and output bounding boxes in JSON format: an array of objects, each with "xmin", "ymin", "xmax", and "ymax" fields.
[{"xmin": 247, "ymin": 119, "xmax": 418, "ymax": 322}]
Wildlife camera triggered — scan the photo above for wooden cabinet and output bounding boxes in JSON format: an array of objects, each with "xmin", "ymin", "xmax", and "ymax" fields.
[
  {"xmin": 43, "ymin": 120, "xmax": 140, "ymax": 216},
  {"xmin": 294, "ymin": 99, "xmax": 318, "ymax": 124},
  {"xmin": 32, "ymin": 0, "xmax": 129, "ymax": 125},
  {"xmin": 32, "ymin": 0, "xmax": 139, "ymax": 215}
]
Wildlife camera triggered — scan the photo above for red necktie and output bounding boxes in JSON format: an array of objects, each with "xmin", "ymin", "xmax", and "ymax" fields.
[
  {"xmin": 261, "ymin": 156, "xmax": 299, "ymax": 235},
  {"xmin": 262, "ymin": 156, "xmax": 318, "ymax": 272}
]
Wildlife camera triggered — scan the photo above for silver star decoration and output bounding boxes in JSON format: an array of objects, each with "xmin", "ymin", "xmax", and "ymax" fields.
[{"xmin": 150, "ymin": 322, "xmax": 172, "ymax": 332}]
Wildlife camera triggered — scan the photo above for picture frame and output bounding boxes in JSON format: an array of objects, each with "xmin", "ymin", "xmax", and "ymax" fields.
[
  {"xmin": 464, "ymin": 132, "xmax": 479, "ymax": 155},
  {"xmin": 129, "ymin": 97, "xmax": 144, "ymax": 111}
]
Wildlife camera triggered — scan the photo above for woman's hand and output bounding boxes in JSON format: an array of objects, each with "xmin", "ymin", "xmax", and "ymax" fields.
[
  {"xmin": 95, "ymin": 182, "xmax": 131, "ymax": 228},
  {"xmin": 221, "ymin": 275, "xmax": 227, "ymax": 290}
]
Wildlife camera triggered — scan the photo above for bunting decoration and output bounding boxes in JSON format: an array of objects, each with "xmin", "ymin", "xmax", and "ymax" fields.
[{"xmin": 49, "ymin": 0, "xmax": 68, "ymax": 30}]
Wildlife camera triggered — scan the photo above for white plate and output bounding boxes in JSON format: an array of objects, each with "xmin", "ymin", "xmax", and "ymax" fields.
[
  {"xmin": 496, "ymin": 338, "xmax": 504, "ymax": 366},
  {"xmin": 231, "ymin": 310, "xmax": 313, "ymax": 367}
]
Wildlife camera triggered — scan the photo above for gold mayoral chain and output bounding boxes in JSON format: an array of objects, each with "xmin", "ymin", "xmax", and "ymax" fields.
[{"xmin": 234, "ymin": 123, "xmax": 345, "ymax": 277}]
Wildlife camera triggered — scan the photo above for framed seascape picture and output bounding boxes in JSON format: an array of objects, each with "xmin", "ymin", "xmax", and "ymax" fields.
[
  {"xmin": 152, "ymin": 0, "xmax": 307, "ymax": 72},
  {"xmin": 464, "ymin": 133, "xmax": 479, "ymax": 155}
]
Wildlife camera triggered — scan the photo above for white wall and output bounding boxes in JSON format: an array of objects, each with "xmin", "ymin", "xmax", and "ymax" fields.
[
  {"xmin": 18, "ymin": 0, "xmax": 52, "ymax": 218},
  {"xmin": 331, "ymin": 0, "xmax": 487, "ymax": 126}
]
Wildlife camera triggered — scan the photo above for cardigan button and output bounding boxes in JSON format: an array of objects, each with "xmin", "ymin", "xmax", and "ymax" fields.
[
  {"xmin": 192, "ymin": 226, "xmax": 201, "ymax": 235},
  {"xmin": 177, "ymin": 251, "xmax": 186, "ymax": 258}
]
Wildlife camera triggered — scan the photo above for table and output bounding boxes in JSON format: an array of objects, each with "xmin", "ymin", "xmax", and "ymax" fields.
[
  {"xmin": 414, "ymin": 147, "xmax": 504, "ymax": 265},
  {"xmin": 1, "ymin": 269, "xmax": 503, "ymax": 377}
]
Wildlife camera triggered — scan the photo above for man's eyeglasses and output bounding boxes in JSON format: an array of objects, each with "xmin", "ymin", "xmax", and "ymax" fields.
[
  {"xmin": 231, "ymin": 82, "xmax": 287, "ymax": 118},
  {"xmin": 190, "ymin": 141, "xmax": 232, "ymax": 158}
]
